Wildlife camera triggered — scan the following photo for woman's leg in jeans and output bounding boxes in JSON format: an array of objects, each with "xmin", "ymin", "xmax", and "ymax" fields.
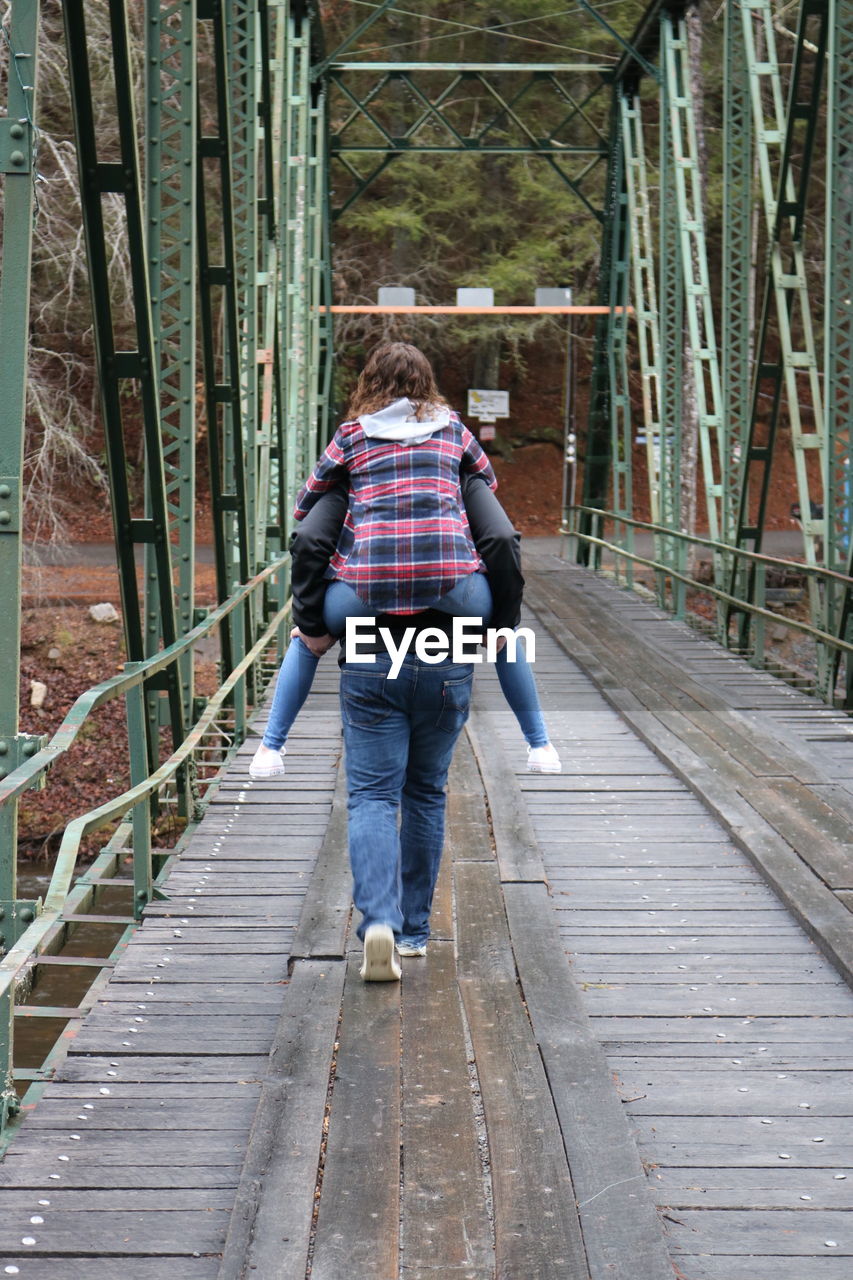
[
  {"xmin": 262, "ymin": 490, "xmax": 349, "ymax": 752},
  {"xmin": 433, "ymin": 573, "xmax": 550, "ymax": 748},
  {"xmin": 262, "ymin": 636, "xmax": 321, "ymax": 751},
  {"xmin": 263, "ymin": 580, "xmax": 373, "ymax": 751}
]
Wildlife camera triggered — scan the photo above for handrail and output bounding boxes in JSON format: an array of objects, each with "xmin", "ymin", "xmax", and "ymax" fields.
[
  {"xmin": 0, "ymin": 555, "xmax": 289, "ymax": 807},
  {"xmin": 1, "ymin": 570, "xmax": 291, "ymax": 1002},
  {"xmin": 567, "ymin": 505, "xmax": 853, "ymax": 586},
  {"xmin": 562, "ymin": 509, "xmax": 853, "ymax": 692}
]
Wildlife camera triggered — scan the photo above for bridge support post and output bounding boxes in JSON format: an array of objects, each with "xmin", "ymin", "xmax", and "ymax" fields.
[
  {"xmin": 728, "ymin": 1, "xmax": 828, "ymax": 656},
  {"xmin": 0, "ymin": 0, "xmax": 42, "ymax": 1137},
  {"xmin": 144, "ymin": 0, "xmax": 199, "ymax": 736},
  {"xmin": 661, "ymin": 12, "xmax": 725, "ymax": 553},
  {"xmin": 825, "ymin": 0, "xmax": 853, "ymax": 704}
]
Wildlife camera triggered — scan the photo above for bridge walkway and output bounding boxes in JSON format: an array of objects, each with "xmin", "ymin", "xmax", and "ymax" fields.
[{"xmin": 0, "ymin": 545, "xmax": 852, "ymax": 1278}]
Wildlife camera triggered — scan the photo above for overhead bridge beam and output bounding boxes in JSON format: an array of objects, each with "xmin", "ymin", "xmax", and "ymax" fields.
[{"xmin": 323, "ymin": 305, "xmax": 632, "ymax": 315}]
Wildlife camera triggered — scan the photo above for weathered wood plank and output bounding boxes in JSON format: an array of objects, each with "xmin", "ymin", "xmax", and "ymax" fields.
[
  {"xmin": 399, "ymin": 940, "xmax": 493, "ymax": 1278},
  {"xmin": 66, "ymin": 1016, "xmax": 278, "ymax": 1056},
  {"xmin": 454, "ymin": 861, "xmax": 588, "ymax": 1279},
  {"xmin": 650, "ymin": 1166, "xmax": 853, "ymax": 1208},
  {"xmin": 666, "ymin": 1209, "xmax": 853, "ymax": 1255},
  {"xmin": 56, "ymin": 1055, "xmax": 266, "ymax": 1083},
  {"xmin": 290, "ymin": 766, "xmax": 352, "ymax": 960},
  {"xmin": 22, "ymin": 1099, "xmax": 260, "ymax": 1131},
  {"xmin": 0, "ymin": 1189, "xmax": 235, "ymax": 1210},
  {"xmin": 503, "ymin": 882, "xmax": 673, "ymax": 1280},
  {"xmin": 94, "ymin": 990, "xmax": 285, "ymax": 1009},
  {"xmin": 466, "ymin": 703, "xmax": 545, "ymax": 883},
  {"xmin": 110, "ymin": 958, "xmax": 289, "ymax": 983},
  {"xmin": 577, "ymin": 984, "xmax": 853, "ymax": 1017},
  {"xmin": 0, "ymin": 1260, "xmax": 218, "ymax": 1279},
  {"xmin": 611, "ymin": 1069, "xmax": 853, "ymax": 1114},
  {"xmin": 0, "ymin": 1210, "xmax": 231, "ymax": 1254},
  {"xmin": 0, "ymin": 1158, "xmax": 241, "ymax": 1190},
  {"xmin": 7, "ymin": 1132, "xmax": 247, "ymax": 1166},
  {"xmin": 309, "ymin": 957, "xmax": 401, "ymax": 1280},
  {"xmin": 672, "ymin": 1256, "xmax": 853, "ymax": 1279},
  {"xmin": 594, "ymin": 1017, "xmax": 853, "ymax": 1043},
  {"xmin": 219, "ymin": 959, "xmax": 346, "ymax": 1280}
]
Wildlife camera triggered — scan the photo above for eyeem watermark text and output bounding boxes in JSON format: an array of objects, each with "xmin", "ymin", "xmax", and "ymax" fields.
[{"xmin": 345, "ymin": 616, "xmax": 536, "ymax": 679}]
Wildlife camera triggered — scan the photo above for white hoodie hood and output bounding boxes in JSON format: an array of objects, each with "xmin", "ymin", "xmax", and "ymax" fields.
[{"xmin": 358, "ymin": 396, "xmax": 451, "ymax": 445}]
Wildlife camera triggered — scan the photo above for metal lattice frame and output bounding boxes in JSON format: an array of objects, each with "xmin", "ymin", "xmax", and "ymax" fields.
[
  {"xmin": 662, "ymin": 12, "xmax": 726, "ymax": 548},
  {"xmin": 732, "ymin": 0, "xmax": 827, "ymax": 613},
  {"xmin": 228, "ymin": 0, "xmax": 260, "ymax": 571},
  {"xmin": 581, "ymin": 94, "xmax": 623, "ymax": 552},
  {"xmin": 722, "ymin": 0, "xmax": 754, "ymax": 548},
  {"xmin": 281, "ymin": 9, "xmax": 329, "ymax": 539},
  {"xmin": 0, "ymin": 0, "xmax": 41, "ymax": 1139},
  {"xmin": 657, "ymin": 70, "xmax": 683, "ymax": 539},
  {"xmin": 607, "ymin": 128, "xmax": 634, "ymax": 540},
  {"xmin": 198, "ymin": 0, "xmax": 251, "ymax": 610},
  {"xmin": 145, "ymin": 0, "xmax": 198, "ymax": 728},
  {"xmin": 825, "ymin": 0, "xmax": 853, "ymax": 695},
  {"xmin": 621, "ymin": 88, "xmax": 664, "ymax": 526},
  {"xmin": 63, "ymin": 0, "xmax": 187, "ymax": 771},
  {"xmin": 327, "ymin": 63, "xmax": 610, "ymax": 221}
]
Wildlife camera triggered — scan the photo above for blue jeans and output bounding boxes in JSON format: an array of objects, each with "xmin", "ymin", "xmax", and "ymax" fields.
[
  {"xmin": 340, "ymin": 654, "xmax": 473, "ymax": 943},
  {"xmin": 262, "ymin": 574, "xmax": 549, "ymax": 750}
]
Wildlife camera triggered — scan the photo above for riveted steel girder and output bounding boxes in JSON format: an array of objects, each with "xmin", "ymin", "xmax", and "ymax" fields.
[
  {"xmin": 657, "ymin": 71, "xmax": 683, "ymax": 540},
  {"xmin": 729, "ymin": 0, "xmax": 829, "ymax": 656},
  {"xmin": 145, "ymin": 0, "xmax": 198, "ymax": 730},
  {"xmin": 825, "ymin": 0, "xmax": 853, "ymax": 702},
  {"xmin": 662, "ymin": 12, "xmax": 726, "ymax": 548},
  {"xmin": 621, "ymin": 90, "xmax": 663, "ymax": 527},
  {"xmin": 62, "ymin": 0, "xmax": 186, "ymax": 773},
  {"xmin": 281, "ymin": 10, "xmax": 330, "ymax": 538},
  {"xmin": 0, "ymin": 0, "xmax": 41, "ymax": 1143},
  {"xmin": 326, "ymin": 65, "xmax": 610, "ymax": 221},
  {"xmin": 722, "ymin": 0, "xmax": 754, "ymax": 548}
]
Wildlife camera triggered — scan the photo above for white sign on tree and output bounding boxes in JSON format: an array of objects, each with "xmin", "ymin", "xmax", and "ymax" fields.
[{"xmin": 467, "ymin": 389, "xmax": 509, "ymax": 420}]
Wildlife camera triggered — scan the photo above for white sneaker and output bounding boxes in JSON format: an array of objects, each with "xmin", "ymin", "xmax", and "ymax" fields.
[
  {"xmin": 396, "ymin": 938, "xmax": 427, "ymax": 957},
  {"xmin": 249, "ymin": 743, "xmax": 286, "ymax": 779},
  {"xmin": 360, "ymin": 924, "xmax": 402, "ymax": 982},
  {"xmin": 527, "ymin": 743, "xmax": 562, "ymax": 774}
]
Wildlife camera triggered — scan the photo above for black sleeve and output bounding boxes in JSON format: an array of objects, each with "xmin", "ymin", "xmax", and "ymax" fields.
[
  {"xmin": 461, "ymin": 472, "xmax": 524, "ymax": 632},
  {"xmin": 288, "ymin": 484, "xmax": 349, "ymax": 635}
]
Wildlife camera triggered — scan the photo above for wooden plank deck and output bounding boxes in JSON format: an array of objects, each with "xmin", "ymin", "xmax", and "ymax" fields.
[{"xmin": 3, "ymin": 549, "xmax": 853, "ymax": 1278}]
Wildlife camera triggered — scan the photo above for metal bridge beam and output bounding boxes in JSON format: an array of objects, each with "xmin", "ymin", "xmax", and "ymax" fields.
[
  {"xmin": 145, "ymin": 0, "xmax": 198, "ymax": 733},
  {"xmin": 0, "ymin": 0, "xmax": 41, "ymax": 1143},
  {"xmin": 662, "ymin": 12, "xmax": 726, "ymax": 549},
  {"xmin": 825, "ymin": 0, "xmax": 853, "ymax": 701},
  {"xmin": 63, "ymin": 0, "xmax": 187, "ymax": 779},
  {"xmin": 722, "ymin": 0, "xmax": 754, "ymax": 549},
  {"xmin": 621, "ymin": 90, "xmax": 664, "ymax": 528},
  {"xmin": 729, "ymin": 0, "xmax": 829, "ymax": 660}
]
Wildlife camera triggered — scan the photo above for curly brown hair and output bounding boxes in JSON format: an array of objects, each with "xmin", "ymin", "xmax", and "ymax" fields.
[{"xmin": 346, "ymin": 342, "xmax": 450, "ymax": 421}]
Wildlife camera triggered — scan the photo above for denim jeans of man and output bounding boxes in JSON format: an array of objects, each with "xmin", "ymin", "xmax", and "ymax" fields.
[{"xmin": 340, "ymin": 652, "xmax": 473, "ymax": 944}]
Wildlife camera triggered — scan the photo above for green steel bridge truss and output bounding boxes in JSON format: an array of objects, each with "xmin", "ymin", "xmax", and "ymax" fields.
[{"xmin": 2, "ymin": 0, "xmax": 853, "ymax": 1134}]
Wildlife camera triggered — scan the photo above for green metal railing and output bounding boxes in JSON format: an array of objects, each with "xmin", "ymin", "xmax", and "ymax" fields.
[
  {"xmin": 563, "ymin": 507, "xmax": 853, "ymax": 704},
  {"xmin": 0, "ymin": 557, "xmax": 291, "ymax": 1143}
]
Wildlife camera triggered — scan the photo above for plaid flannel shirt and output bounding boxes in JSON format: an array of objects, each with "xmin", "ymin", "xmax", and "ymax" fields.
[{"xmin": 293, "ymin": 413, "xmax": 497, "ymax": 614}]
